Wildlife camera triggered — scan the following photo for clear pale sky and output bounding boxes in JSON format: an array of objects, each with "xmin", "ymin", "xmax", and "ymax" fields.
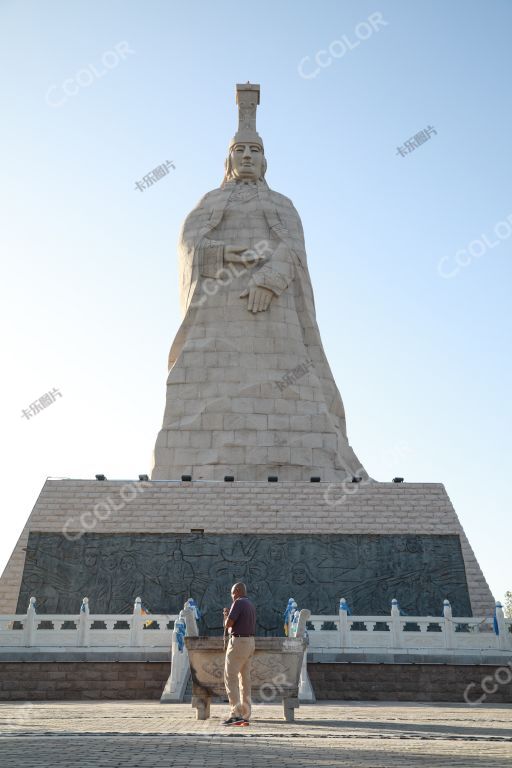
[{"xmin": 1, "ymin": 0, "xmax": 510, "ymax": 608}]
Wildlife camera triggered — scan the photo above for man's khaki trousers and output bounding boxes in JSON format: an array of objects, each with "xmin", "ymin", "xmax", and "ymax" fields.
[{"xmin": 224, "ymin": 636, "xmax": 255, "ymax": 720}]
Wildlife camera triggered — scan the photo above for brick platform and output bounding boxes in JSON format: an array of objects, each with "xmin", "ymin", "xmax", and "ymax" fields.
[
  {"xmin": 308, "ymin": 662, "xmax": 512, "ymax": 703},
  {"xmin": 1, "ymin": 660, "xmax": 511, "ymax": 703},
  {"xmin": 0, "ymin": 662, "xmax": 170, "ymax": 701}
]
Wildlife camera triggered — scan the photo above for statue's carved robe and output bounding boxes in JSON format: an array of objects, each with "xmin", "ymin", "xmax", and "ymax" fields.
[{"xmin": 151, "ymin": 179, "xmax": 365, "ymax": 481}]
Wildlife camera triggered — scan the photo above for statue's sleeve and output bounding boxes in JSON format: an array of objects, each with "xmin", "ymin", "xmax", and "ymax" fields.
[
  {"xmin": 197, "ymin": 239, "xmax": 225, "ymax": 278},
  {"xmin": 252, "ymin": 242, "xmax": 294, "ymax": 296},
  {"xmin": 180, "ymin": 193, "xmax": 227, "ymax": 279},
  {"xmin": 252, "ymin": 196, "xmax": 307, "ymax": 296},
  {"xmin": 178, "ymin": 199, "xmax": 209, "ymax": 315}
]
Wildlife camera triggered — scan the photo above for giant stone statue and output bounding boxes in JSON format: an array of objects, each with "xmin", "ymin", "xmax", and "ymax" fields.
[
  {"xmin": 0, "ymin": 87, "xmax": 492, "ymax": 633},
  {"xmin": 151, "ymin": 83, "xmax": 365, "ymax": 482}
]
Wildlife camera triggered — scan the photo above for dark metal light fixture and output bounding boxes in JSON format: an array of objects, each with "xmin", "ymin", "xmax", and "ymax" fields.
[
  {"xmin": 95, "ymin": 474, "xmax": 106, "ymax": 481},
  {"xmin": 268, "ymin": 476, "xmax": 278, "ymax": 482},
  {"xmin": 138, "ymin": 474, "xmax": 149, "ymax": 482},
  {"xmin": 224, "ymin": 476, "xmax": 234, "ymax": 482},
  {"xmin": 181, "ymin": 475, "xmax": 192, "ymax": 482},
  {"xmin": 393, "ymin": 477, "xmax": 404, "ymax": 483},
  {"xmin": 310, "ymin": 477, "xmax": 321, "ymax": 483}
]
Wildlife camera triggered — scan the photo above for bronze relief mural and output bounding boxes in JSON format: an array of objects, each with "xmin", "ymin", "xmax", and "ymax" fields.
[{"xmin": 17, "ymin": 532, "xmax": 472, "ymax": 634}]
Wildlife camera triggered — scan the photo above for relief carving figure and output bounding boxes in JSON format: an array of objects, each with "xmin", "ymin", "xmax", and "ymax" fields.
[
  {"xmin": 151, "ymin": 84, "xmax": 365, "ymax": 482},
  {"xmin": 157, "ymin": 549, "xmax": 194, "ymax": 612},
  {"xmin": 110, "ymin": 554, "xmax": 145, "ymax": 614}
]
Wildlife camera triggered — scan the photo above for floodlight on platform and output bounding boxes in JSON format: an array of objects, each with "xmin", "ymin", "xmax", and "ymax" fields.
[
  {"xmin": 268, "ymin": 476, "xmax": 278, "ymax": 482},
  {"xmin": 351, "ymin": 476, "xmax": 362, "ymax": 483},
  {"xmin": 181, "ymin": 475, "xmax": 192, "ymax": 482},
  {"xmin": 95, "ymin": 474, "xmax": 106, "ymax": 481},
  {"xmin": 393, "ymin": 477, "xmax": 404, "ymax": 483},
  {"xmin": 138, "ymin": 474, "xmax": 149, "ymax": 482},
  {"xmin": 310, "ymin": 477, "xmax": 321, "ymax": 483},
  {"xmin": 224, "ymin": 476, "xmax": 234, "ymax": 482}
]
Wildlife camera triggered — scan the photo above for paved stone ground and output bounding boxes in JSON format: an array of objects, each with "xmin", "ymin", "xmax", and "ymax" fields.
[{"xmin": 0, "ymin": 701, "xmax": 511, "ymax": 767}]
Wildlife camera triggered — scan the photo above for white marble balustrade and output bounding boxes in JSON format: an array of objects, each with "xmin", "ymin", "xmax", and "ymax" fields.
[
  {"xmin": 305, "ymin": 599, "xmax": 512, "ymax": 655},
  {"xmin": 1, "ymin": 596, "xmax": 510, "ymax": 657},
  {"xmin": 0, "ymin": 597, "xmax": 177, "ymax": 649}
]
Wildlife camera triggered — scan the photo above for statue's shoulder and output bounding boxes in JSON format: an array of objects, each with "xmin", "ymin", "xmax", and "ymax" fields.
[
  {"xmin": 266, "ymin": 188, "xmax": 305, "ymax": 245},
  {"xmin": 189, "ymin": 188, "xmax": 222, "ymax": 211},
  {"xmin": 181, "ymin": 187, "xmax": 229, "ymax": 238},
  {"xmin": 266, "ymin": 188, "xmax": 298, "ymax": 213},
  {"xmin": 182, "ymin": 188, "xmax": 224, "ymax": 228}
]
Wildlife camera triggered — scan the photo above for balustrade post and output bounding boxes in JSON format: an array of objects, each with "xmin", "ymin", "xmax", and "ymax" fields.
[
  {"xmin": 495, "ymin": 602, "xmax": 509, "ymax": 650},
  {"xmin": 161, "ymin": 611, "xmax": 190, "ymax": 702},
  {"xmin": 443, "ymin": 599, "xmax": 454, "ymax": 649},
  {"xmin": 298, "ymin": 642, "xmax": 316, "ymax": 702},
  {"xmin": 78, "ymin": 597, "xmax": 90, "ymax": 647},
  {"xmin": 23, "ymin": 597, "xmax": 37, "ymax": 647},
  {"xmin": 390, "ymin": 599, "xmax": 401, "ymax": 648},
  {"xmin": 339, "ymin": 598, "xmax": 350, "ymax": 649},
  {"xmin": 130, "ymin": 597, "xmax": 143, "ymax": 647},
  {"xmin": 294, "ymin": 608, "xmax": 310, "ymax": 639},
  {"xmin": 182, "ymin": 606, "xmax": 199, "ymax": 637}
]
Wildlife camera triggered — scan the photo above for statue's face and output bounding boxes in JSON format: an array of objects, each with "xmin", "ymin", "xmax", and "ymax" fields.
[
  {"xmin": 293, "ymin": 566, "xmax": 307, "ymax": 585},
  {"xmin": 230, "ymin": 142, "xmax": 264, "ymax": 181}
]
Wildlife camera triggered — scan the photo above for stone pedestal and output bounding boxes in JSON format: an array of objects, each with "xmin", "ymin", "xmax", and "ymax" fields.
[{"xmin": 0, "ymin": 479, "xmax": 494, "ymax": 619}]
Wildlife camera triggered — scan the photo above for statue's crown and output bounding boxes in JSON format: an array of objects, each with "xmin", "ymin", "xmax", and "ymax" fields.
[{"xmin": 229, "ymin": 82, "xmax": 264, "ymax": 151}]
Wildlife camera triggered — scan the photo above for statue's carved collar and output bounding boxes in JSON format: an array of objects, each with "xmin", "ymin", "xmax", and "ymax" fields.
[
  {"xmin": 228, "ymin": 180, "xmax": 259, "ymax": 203},
  {"xmin": 221, "ymin": 178, "xmax": 268, "ymax": 190}
]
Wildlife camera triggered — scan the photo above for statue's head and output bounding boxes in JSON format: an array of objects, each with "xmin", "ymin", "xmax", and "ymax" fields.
[
  {"xmin": 224, "ymin": 83, "xmax": 266, "ymax": 184},
  {"xmin": 224, "ymin": 141, "xmax": 267, "ymax": 183}
]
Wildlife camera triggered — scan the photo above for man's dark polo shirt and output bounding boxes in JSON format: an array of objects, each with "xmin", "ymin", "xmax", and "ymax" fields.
[{"xmin": 228, "ymin": 596, "xmax": 256, "ymax": 635}]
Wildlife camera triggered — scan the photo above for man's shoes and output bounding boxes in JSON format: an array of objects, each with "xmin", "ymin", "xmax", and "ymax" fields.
[
  {"xmin": 223, "ymin": 716, "xmax": 244, "ymax": 726},
  {"xmin": 232, "ymin": 718, "xmax": 249, "ymax": 726}
]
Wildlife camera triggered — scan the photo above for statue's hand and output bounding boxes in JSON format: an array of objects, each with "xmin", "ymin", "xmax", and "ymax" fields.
[
  {"xmin": 225, "ymin": 245, "xmax": 266, "ymax": 266},
  {"xmin": 240, "ymin": 283, "xmax": 274, "ymax": 313}
]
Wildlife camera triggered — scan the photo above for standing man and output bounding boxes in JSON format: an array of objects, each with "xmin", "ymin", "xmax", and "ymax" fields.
[{"xmin": 223, "ymin": 582, "xmax": 256, "ymax": 726}]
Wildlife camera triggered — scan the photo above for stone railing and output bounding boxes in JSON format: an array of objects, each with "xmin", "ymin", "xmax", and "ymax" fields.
[
  {"xmin": 0, "ymin": 597, "xmax": 176, "ymax": 650},
  {"xmin": 305, "ymin": 599, "xmax": 512, "ymax": 655},
  {"xmin": 1, "ymin": 596, "xmax": 510, "ymax": 657}
]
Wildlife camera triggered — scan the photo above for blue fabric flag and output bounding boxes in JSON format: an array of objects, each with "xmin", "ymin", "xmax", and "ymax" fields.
[
  {"xmin": 283, "ymin": 598, "xmax": 296, "ymax": 636},
  {"xmin": 175, "ymin": 619, "xmax": 186, "ymax": 652},
  {"xmin": 186, "ymin": 598, "xmax": 202, "ymax": 620}
]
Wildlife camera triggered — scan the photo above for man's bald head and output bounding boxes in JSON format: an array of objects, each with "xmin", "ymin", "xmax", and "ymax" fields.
[{"xmin": 231, "ymin": 582, "xmax": 247, "ymax": 598}]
